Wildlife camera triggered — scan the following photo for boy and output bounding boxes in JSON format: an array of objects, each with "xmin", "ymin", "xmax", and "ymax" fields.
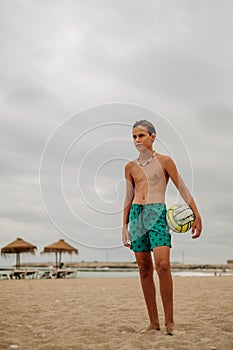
[{"xmin": 122, "ymin": 120, "xmax": 202, "ymax": 335}]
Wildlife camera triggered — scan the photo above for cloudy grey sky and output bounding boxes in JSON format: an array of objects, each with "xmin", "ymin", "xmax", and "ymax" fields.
[{"xmin": 0, "ymin": 0, "xmax": 233, "ymax": 266}]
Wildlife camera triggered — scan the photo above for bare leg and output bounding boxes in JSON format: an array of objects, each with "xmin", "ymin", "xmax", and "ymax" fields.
[
  {"xmin": 153, "ymin": 247, "xmax": 175, "ymax": 334},
  {"xmin": 135, "ymin": 252, "xmax": 160, "ymax": 331}
]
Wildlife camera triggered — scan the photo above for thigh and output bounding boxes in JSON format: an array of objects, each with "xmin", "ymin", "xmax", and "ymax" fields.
[
  {"xmin": 153, "ymin": 246, "xmax": 171, "ymax": 266},
  {"xmin": 135, "ymin": 251, "xmax": 154, "ymax": 270}
]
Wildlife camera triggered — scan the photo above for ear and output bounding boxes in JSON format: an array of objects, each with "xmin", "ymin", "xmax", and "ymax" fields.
[{"xmin": 151, "ymin": 133, "xmax": 156, "ymax": 142}]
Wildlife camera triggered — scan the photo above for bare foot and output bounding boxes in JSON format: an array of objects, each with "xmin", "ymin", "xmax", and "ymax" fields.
[
  {"xmin": 140, "ymin": 324, "xmax": 160, "ymax": 333},
  {"xmin": 166, "ymin": 323, "xmax": 185, "ymax": 336},
  {"xmin": 147, "ymin": 324, "xmax": 161, "ymax": 331}
]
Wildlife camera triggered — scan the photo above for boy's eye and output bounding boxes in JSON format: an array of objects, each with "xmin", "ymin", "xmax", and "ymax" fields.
[{"xmin": 132, "ymin": 133, "xmax": 146, "ymax": 139}]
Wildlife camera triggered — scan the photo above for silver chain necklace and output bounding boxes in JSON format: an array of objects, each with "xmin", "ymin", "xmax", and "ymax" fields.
[{"xmin": 137, "ymin": 151, "xmax": 156, "ymax": 167}]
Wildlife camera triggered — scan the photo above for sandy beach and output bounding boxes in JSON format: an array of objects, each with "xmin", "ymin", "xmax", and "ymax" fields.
[{"xmin": 1, "ymin": 276, "xmax": 233, "ymax": 350}]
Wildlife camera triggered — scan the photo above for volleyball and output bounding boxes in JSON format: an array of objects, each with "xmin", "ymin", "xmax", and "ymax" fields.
[{"xmin": 166, "ymin": 204, "xmax": 194, "ymax": 233}]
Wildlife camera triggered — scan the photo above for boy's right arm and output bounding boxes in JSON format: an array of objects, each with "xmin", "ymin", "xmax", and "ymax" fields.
[{"xmin": 122, "ymin": 163, "xmax": 134, "ymax": 248}]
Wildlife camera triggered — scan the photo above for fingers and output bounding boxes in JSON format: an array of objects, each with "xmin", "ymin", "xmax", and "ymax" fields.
[
  {"xmin": 191, "ymin": 225, "xmax": 201, "ymax": 239},
  {"xmin": 122, "ymin": 237, "xmax": 131, "ymax": 248},
  {"xmin": 191, "ymin": 218, "xmax": 202, "ymax": 239},
  {"xmin": 122, "ymin": 240, "xmax": 131, "ymax": 248},
  {"xmin": 123, "ymin": 239, "xmax": 131, "ymax": 248},
  {"xmin": 122, "ymin": 229, "xmax": 131, "ymax": 248},
  {"xmin": 192, "ymin": 231, "xmax": 201, "ymax": 239}
]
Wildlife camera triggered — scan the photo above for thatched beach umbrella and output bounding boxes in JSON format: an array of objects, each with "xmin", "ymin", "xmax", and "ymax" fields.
[
  {"xmin": 41, "ymin": 239, "xmax": 78, "ymax": 268},
  {"xmin": 1, "ymin": 237, "xmax": 37, "ymax": 268}
]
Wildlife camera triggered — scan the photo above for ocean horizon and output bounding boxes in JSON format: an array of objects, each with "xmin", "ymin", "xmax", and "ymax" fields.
[{"xmin": 1, "ymin": 265, "xmax": 233, "ymax": 279}]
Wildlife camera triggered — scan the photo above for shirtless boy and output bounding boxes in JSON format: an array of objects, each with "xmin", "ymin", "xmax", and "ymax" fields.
[{"xmin": 122, "ymin": 120, "xmax": 202, "ymax": 335}]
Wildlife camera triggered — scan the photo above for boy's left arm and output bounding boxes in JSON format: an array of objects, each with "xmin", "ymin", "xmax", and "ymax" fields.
[{"xmin": 164, "ymin": 156, "xmax": 202, "ymax": 239}]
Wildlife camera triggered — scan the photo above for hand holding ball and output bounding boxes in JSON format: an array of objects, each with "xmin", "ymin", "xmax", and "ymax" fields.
[{"xmin": 166, "ymin": 204, "xmax": 194, "ymax": 233}]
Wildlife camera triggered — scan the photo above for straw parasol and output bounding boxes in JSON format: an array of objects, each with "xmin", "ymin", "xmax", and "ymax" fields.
[
  {"xmin": 1, "ymin": 237, "xmax": 37, "ymax": 268},
  {"xmin": 41, "ymin": 239, "xmax": 78, "ymax": 268}
]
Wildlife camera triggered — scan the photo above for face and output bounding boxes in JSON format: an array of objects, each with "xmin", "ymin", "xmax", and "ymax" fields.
[{"xmin": 132, "ymin": 126, "xmax": 155, "ymax": 152}]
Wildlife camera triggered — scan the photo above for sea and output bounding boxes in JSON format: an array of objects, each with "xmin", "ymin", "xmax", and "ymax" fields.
[
  {"xmin": 0, "ymin": 266, "xmax": 233, "ymax": 279},
  {"xmin": 76, "ymin": 269, "xmax": 233, "ymax": 278}
]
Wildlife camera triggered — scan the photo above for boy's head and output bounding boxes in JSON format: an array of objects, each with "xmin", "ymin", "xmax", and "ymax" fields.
[
  {"xmin": 132, "ymin": 120, "xmax": 156, "ymax": 151},
  {"xmin": 132, "ymin": 120, "xmax": 156, "ymax": 135}
]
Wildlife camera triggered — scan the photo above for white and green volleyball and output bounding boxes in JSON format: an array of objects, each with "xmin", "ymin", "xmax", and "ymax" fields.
[{"xmin": 166, "ymin": 204, "xmax": 194, "ymax": 233}]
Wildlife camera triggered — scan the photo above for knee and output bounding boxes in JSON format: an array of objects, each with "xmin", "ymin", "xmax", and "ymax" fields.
[
  {"xmin": 138, "ymin": 263, "xmax": 154, "ymax": 279},
  {"xmin": 156, "ymin": 260, "xmax": 170, "ymax": 275}
]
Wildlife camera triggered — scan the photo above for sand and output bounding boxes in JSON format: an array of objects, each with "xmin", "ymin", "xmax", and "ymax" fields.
[{"xmin": 0, "ymin": 276, "xmax": 233, "ymax": 350}]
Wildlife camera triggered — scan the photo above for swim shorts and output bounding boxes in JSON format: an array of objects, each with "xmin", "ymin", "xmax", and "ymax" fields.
[{"xmin": 129, "ymin": 203, "xmax": 171, "ymax": 252}]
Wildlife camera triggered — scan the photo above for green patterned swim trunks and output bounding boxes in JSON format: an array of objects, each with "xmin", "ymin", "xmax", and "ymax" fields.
[{"xmin": 129, "ymin": 203, "xmax": 171, "ymax": 252}]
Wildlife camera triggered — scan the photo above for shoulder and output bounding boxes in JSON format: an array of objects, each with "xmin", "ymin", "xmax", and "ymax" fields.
[
  {"xmin": 125, "ymin": 160, "xmax": 137, "ymax": 178},
  {"xmin": 156, "ymin": 153, "xmax": 174, "ymax": 164},
  {"xmin": 125, "ymin": 160, "xmax": 137, "ymax": 170},
  {"xmin": 156, "ymin": 153, "xmax": 177, "ymax": 171}
]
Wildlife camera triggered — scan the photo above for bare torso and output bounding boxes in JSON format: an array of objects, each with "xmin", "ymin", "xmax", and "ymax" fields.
[{"xmin": 129, "ymin": 153, "xmax": 169, "ymax": 204}]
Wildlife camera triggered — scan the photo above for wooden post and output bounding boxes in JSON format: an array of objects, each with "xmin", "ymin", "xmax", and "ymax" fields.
[
  {"xmin": 55, "ymin": 252, "xmax": 58, "ymax": 268},
  {"xmin": 59, "ymin": 251, "xmax": 62, "ymax": 267},
  {"xmin": 16, "ymin": 253, "xmax": 20, "ymax": 268}
]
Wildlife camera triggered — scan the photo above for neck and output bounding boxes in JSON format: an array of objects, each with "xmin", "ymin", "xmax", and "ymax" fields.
[{"xmin": 138, "ymin": 149, "xmax": 155, "ymax": 161}]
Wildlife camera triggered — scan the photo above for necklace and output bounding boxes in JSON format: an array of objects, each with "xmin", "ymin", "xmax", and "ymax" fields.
[{"xmin": 137, "ymin": 151, "xmax": 156, "ymax": 167}]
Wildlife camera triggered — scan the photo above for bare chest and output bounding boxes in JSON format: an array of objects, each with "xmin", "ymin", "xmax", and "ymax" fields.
[{"xmin": 131, "ymin": 158, "xmax": 167, "ymax": 186}]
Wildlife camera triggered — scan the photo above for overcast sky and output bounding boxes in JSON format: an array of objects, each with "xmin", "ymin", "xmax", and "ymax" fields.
[{"xmin": 0, "ymin": 0, "xmax": 233, "ymax": 266}]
